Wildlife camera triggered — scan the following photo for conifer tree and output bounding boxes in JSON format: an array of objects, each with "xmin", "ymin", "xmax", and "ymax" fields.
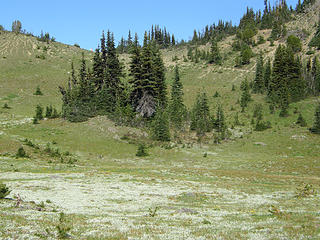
[
  {"xmin": 214, "ymin": 105, "xmax": 227, "ymax": 140},
  {"xmin": 253, "ymin": 53, "xmax": 264, "ymax": 93},
  {"xmin": 152, "ymin": 45, "xmax": 167, "ymax": 108},
  {"xmin": 310, "ymin": 102, "xmax": 320, "ymax": 134},
  {"xmin": 152, "ymin": 109, "xmax": 170, "ymax": 141},
  {"xmin": 129, "ymin": 33, "xmax": 142, "ymax": 108},
  {"xmin": 35, "ymin": 104, "xmax": 44, "ymax": 120},
  {"xmin": 105, "ymin": 31, "xmax": 122, "ymax": 104},
  {"xmin": 296, "ymin": 113, "xmax": 307, "ymax": 127},
  {"xmin": 264, "ymin": 58, "xmax": 271, "ymax": 90},
  {"xmin": 208, "ymin": 38, "xmax": 222, "ymax": 65},
  {"xmin": 240, "ymin": 78, "xmax": 251, "ymax": 112},
  {"xmin": 100, "ymin": 31, "xmax": 107, "ymax": 68},
  {"xmin": 169, "ymin": 66, "xmax": 187, "ymax": 129},
  {"xmin": 190, "ymin": 91, "xmax": 212, "ymax": 136}
]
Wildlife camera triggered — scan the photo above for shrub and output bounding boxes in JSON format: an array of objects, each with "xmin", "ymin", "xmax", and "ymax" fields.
[
  {"xmin": 2, "ymin": 103, "xmax": 10, "ymax": 109},
  {"xmin": 56, "ymin": 212, "xmax": 71, "ymax": 239},
  {"xmin": 35, "ymin": 104, "xmax": 44, "ymax": 120},
  {"xmin": 16, "ymin": 146, "xmax": 28, "ymax": 158},
  {"xmin": 286, "ymin": 35, "xmax": 302, "ymax": 52},
  {"xmin": 296, "ymin": 113, "xmax": 307, "ymax": 127},
  {"xmin": 136, "ymin": 144, "xmax": 148, "ymax": 157},
  {"xmin": 34, "ymin": 86, "xmax": 43, "ymax": 96},
  {"xmin": 0, "ymin": 183, "xmax": 11, "ymax": 199}
]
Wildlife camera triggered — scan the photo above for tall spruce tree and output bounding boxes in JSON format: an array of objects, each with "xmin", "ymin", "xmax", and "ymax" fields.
[
  {"xmin": 152, "ymin": 45, "xmax": 167, "ymax": 108},
  {"xmin": 240, "ymin": 78, "xmax": 251, "ymax": 112},
  {"xmin": 169, "ymin": 66, "xmax": 187, "ymax": 129},
  {"xmin": 310, "ymin": 102, "xmax": 320, "ymax": 134},
  {"xmin": 105, "ymin": 31, "xmax": 122, "ymax": 105},
  {"xmin": 190, "ymin": 91, "xmax": 212, "ymax": 137},
  {"xmin": 253, "ymin": 53, "xmax": 264, "ymax": 93},
  {"xmin": 214, "ymin": 104, "xmax": 227, "ymax": 140},
  {"xmin": 152, "ymin": 109, "xmax": 170, "ymax": 141},
  {"xmin": 129, "ymin": 33, "xmax": 142, "ymax": 108},
  {"xmin": 208, "ymin": 38, "xmax": 222, "ymax": 65},
  {"xmin": 264, "ymin": 58, "xmax": 271, "ymax": 90}
]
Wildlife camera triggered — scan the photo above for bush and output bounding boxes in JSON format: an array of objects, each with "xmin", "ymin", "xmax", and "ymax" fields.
[
  {"xmin": 34, "ymin": 86, "xmax": 43, "ymax": 96},
  {"xmin": 136, "ymin": 144, "xmax": 148, "ymax": 157},
  {"xmin": 56, "ymin": 212, "xmax": 71, "ymax": 239},
  {"xmin": 35, "ymin": 104, "xmax": 44, "ymax": 120},
  {"xmin": 2, "ymin": 103, "xmax": 10, "ymax": 109},
  {"xmin": 16, "ymin": 146, "xmax": 28, "ymax": 158},
  {"xmin": 0, "ymin": 183, "xmax": 11, "ymax": 199},
  {"xmin": 286, "ymin": 35, "xmax": 302, "ymax": 52},
  {"xmin": 296, "ymin": 113, "xmax": 307, "ymax": 127}
]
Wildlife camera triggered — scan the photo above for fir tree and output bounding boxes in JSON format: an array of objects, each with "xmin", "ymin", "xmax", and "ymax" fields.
[
  {"xmin": 129, "ymin": 33, "xmax": 142, "ymax": 108},
  {"xmin": 169, "ymin": 66, "xmax": 187, "ymax": 129},
  {"xmin": 152, "ymin": 109, "xmax": 170, "ymax": 141},
  {"xmin": 208, "ymin": 38, "xmax": 222, "ymax": 65},
  {"xmin": 214, "ymin": 105, "xmax": 227, "ymax": 140},
  {"xmin": 136, "ymin": 143, "xmax": 148, "ymax": 157},
  {"xmin": 190, "ymin": 91, "xmax": 212, "ymax": 137},
  {"xmin": 105, "ymin": 31, "xmax": 122, "ymax": 104},
  {"xmin": 152, "ymin": 45, "xmax": 167, "ymax": 108},
  {"xmin": 35, "ymin": 104, "xmax": 44, "ymax": 120},
  {"xmin": 253, "ymin": 53, "xmax": 264, "ymax": 93},
  {"xmin": 264, "ymin": 58, "xmax": 271, "ymax": 90},
  {"xmin": 92, "ymin": 47, "xmax": 104, "ymax": 90},
  {"xmin": 240, "ymin": 78, "xmax": 251, "ymax": 112},
  {"xmin": 310, "ymin": 102, "xmax": 320, "ymax": 134}
]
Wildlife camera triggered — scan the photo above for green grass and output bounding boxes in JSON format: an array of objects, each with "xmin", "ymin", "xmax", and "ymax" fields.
[{"xmin": 0, "ymin": 30, "xmax": 320, "ymax": 239}]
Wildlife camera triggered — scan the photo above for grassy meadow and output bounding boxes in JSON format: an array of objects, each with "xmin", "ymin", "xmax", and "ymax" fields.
[{"xmin": 0, "ymin": 23, "xmax": 320, "ymax": 240}]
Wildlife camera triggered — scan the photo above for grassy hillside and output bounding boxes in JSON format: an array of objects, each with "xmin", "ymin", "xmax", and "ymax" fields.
[{"xmin": 0, "ymin": 3, "xmax": 320, "ymax": 239}]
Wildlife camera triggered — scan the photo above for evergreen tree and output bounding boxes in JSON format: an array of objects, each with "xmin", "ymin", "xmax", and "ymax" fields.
[
  {"xmin": 34, "ymin": 85, "xmax": 43, "ymax": 96},
  {"xmin": 105, "ymin": 31, "xmax": 122, "ymax": 104},
  {"xmin": 35, "ymin": 104, "xmax": 44, "ymax": 120},
  {"xmin": 92, "ymin": 47, "xmax": 104, "ymax": 90},
  {"xmin": 310, "ymin": 102, "xmax": 320, "ymax": 134},
  {"xmin": 253, "ymin": 53, "xmax": 264, "ymax": 93},
  {"xmin": 136, "ymin": 143, "xmax": 148, "ymax": 157},
  {"xmin": 129, "ymin": 33, "xmax": 142, "ymax": 108},
  {"xmin": 264, "ymin": 58, "xmax": 271, "ymax": 90},
  {"xmin": 208, "ymin": 38, "xmax": 222, "ymax": 65},
  {"xmin": 190, "ymin": 91, "xmax": 212, "ymax": 137},
  {"xmin": 214, "ymin": 105, "xmax": 227, "ymax": 140},
  {"xmin": 169, "ymin": 66, "xmax": 187, "ymax": 129},
  {"xmin": 240, "ymin": 78, "xmax": 251, "ymax": 112},
  {"xmin": 152, "ymin": 45, "xmax": 167, "ymax": 108},
  {"xmin": 152, "ymin": 109, "xmax": 170, "ymax": 141}
]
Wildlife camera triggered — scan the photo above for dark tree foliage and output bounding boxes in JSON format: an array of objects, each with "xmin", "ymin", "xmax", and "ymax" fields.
[
  {"xmin": 60, "ymin": 31, "xmax": 123, "ymax": 122},
  {"xmin": 264, "ymin": 58, "xmax": 272, "ymax": 90},
  {"xmin": 35, "ymin": 104, "xmax": 44, "ymax": 120},
  {"xmin": 309, "ymin": 14, "xmax": 320, "ymax": 49},
  {"xmin": 269, "ymin": 45, "xmax": 305, "ymax": 108},
  {"xmin": 214, "ymin": 105, "xmax": 227, "ymax": 140},
  {"xmin": 296, "ymin": 113, "xmax": 307, "ymax": 127},
  {"xmin": 309, "ymin": 103, "xmax": 320, "ymax": 134},
  {"xmin": 152, "ymin": 109, "xmax": 170, "ymax": 142},
  {"xmin": 208, "ymin": 38, "xmax": 222, "ymax": 65},
  {"xmin": 240, "ymin": 78, "xmax": 251, "ymax": 112},
  {"xmin": 287, "ymin": 35, "xmax": 302, "ymax": 52},
  {"xmin": 253, "ymin": 53, "xmax": 264, "ymax": 93},
  {"xmin": 190, "ymin": 91, "xmax": 212, "ymax": 136},
  {"xmin": 169, "ymin": 66, "xmax": 187, "ymax": 129}
]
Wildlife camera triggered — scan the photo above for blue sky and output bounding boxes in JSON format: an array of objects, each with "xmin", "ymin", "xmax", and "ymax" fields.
[{"xmin": 0, "ymin": 0, "xmax": 298, "ymax": 50}]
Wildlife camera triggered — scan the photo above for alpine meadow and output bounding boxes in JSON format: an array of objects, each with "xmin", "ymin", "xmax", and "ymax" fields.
[{"xmin": 1, "ymin": 0, "xmax": 320, "ymax": 239}]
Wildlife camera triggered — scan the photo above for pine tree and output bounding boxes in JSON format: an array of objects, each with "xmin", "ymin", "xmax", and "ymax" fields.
[
  {"xmin": 92, "ymin": 47, "xmax": 104, "ymax": 90},
  {"xmin": 34, "ymin": 86, "xmax": 43, "ymax": 96},
  {"xmin": 208, "ymin": 38, "xmax": 222, "ymax": 65},
  {"xmin": 214, "ymin": 105, "xmax": 227, "ymax": 140},
  {"xmin": 253, "ymin": 53, "xmax": 264, "ymax": 93},
  {"xmin": 105, "ymin": 31, "xmax": 122, "ymax": 105},
  {"xmin": 169, "ymin": 66, "xmax": 187, "ymax": 129},
  {"xmin": 190, "ymin": 91, "xmax": 212, "ymax": 137},
  {"xmin": 100, "ymin": 31, "xmax": 107, "ymax": 68},
  {"xmin": 35, "ymin": 104, "xmax": 44, "ymax": 120},
  {"xmin": 310, "ymin": 103, "xmax": 320, "ymax": 134},
  {"xmin": 152, "ymin": 45, "xmax": 167, "ymax": 108},
  {"xmin": 129, "ymin": 33, "xmax": 143, "ymax": 108},
  {"xmin": 152, "ymin": 109, "xmax": 170, "ymax": 141},
  {"xmin": 240, "ymin": 78, "xmax": 251, "ymax": 112},
  {"xmin": 264, "ymin": 58, "xmax": 271, "ymax": 90}
]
